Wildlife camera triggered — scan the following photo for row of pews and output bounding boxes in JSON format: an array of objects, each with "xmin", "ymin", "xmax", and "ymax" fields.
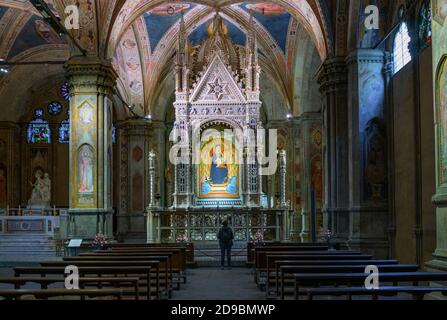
[
  {"xmin": 250, "ymin": 242, "xmax": 447, "ymax": 300},
  {"xmin": 0, "ymin": 243, "xmax": 191, "ymax": 300}
]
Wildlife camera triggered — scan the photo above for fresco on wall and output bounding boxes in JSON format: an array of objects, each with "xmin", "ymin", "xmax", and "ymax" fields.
[
  {"xmin": 359, "ymin": 66, "xmax": 384, "ymax": 130},
  {"xmin": 310, "ymin": 127, "xmax": 323, "ymax": 205},
  {"xmin": 189, "ymin": 18, "xmax": 246, "ymax": 47},
  {"xmin": 245, "ymin": 3, "xmax": 287, "ymax": 15},
  {"xmin": 364, "ymin": 118, "xmax": 387, "ymax": 200},
  {"xmin": 78, "ymin": 145, "xmax": 94, "ymax": 205},
  {"xmin": 8, "ymin": 16, "xmax": 64, "ymax": 59},
  {"xmin": 132, "ymin": 173, "xmax": 143, "ymax": 211},
  {"xmin": 434, "ymin": 0, "xmax": 447, "ymax": 24},
  {"xmin": 79, "ymin": 102, "xmax": 94, "ymax": 126},
  {"xmin": 311, "ymin": 156, "xmax": 323, "ymax": 203},
  {"xmin": 144, "ymin": 3, "xmax": 193, "ymax": 51},
  {"xmin": 0, "ymin": 6, "xmax": 8, "ymax": 21},
  {"xmin": 241, "ymin": 2, "xmax": 291, "ymax": 52},
  {"xmin": 198, "ymin": 128, "xmax": 239, "ymax": 199}
]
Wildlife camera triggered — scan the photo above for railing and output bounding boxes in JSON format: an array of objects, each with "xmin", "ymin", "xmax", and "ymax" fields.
[{"xmin": 155, "ymin": 208, "xmax": 285, "ymax": 243}]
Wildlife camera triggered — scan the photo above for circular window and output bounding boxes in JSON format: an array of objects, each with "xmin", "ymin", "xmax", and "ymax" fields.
[{"xmin": 48, "ymin": 101, "xmax": 62, "ymax": 116}]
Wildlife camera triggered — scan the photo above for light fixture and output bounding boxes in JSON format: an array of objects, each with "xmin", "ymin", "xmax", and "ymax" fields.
[
  {"xmin": 287, "ymin": 114, "xmax": 292, "ymax": 119},
  {"xmin": 0, "ymin": 67, "xmax": 9, "ymax": 74},
  {"xmin": 145, "ymin": 115, "xmax": 152, "ymax": 120}
]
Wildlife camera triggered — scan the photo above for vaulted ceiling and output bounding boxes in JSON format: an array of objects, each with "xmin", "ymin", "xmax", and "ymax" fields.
[{"xmin": 0, "ymin": 0, "xmax": 391, "ymax": 121}]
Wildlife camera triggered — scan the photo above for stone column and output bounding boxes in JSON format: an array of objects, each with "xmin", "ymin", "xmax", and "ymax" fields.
[
  {"xmin": 316, "ymin": 57, "xmax": 349, "ymax": 240},
  {"xmin": 345, "ymin": 49, "xmax": 388, "ymax": 257},
  {"xmin": 294, "ymin": 113, "xmax": 322, "ymax": 242},
  {"xmin": 65, "ymin": 56, "xmax": 117, "ymax": 239},
  {"xmin": 425, "ymin": 3, "xmax": 447, "ymax": 273}
]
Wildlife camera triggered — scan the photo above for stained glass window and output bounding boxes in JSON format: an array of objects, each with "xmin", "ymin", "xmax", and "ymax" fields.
[
  {"xmin": 27, "ymin": 118, "xmax": 51, "ymax": 144},
  {"xmin": 59, "ymin": 119, "xmax": 70, "ymax": 144},
  {"xmin": 61, "ymin": 82, "xmax": 70, "ymax": 101},
  {"xmin": 418, "ymin": 0, "xmax": 432, "ymax": 48},
  {"xmin": 393, "ymin": 22, "xmax": 412, "ymax": 74},
  {"xmin": 48, "ymin": 101, "xmax": 62, "ymax": 116}
]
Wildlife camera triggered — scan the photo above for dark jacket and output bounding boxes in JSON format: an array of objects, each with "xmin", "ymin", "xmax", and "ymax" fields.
[{"xmin": 217, "ymin": 226, "xmax": 234, "ymax": 246}]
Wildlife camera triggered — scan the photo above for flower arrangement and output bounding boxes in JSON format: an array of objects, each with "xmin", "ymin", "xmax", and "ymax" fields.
[
  {"xmin": 92, "ymin": 233, "xmax": 109, "ymax": 248},
  {"xmin": 176, "ymin": 234, "xmax": 188, "ymax": 243},
  {"xmin": 251, "ymin": 230, "xmax": 264, "ymax": 245}
]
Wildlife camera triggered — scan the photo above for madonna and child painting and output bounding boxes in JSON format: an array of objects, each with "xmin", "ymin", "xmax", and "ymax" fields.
[{"xmin": 198, "ymin": 137, "xmax": 239, "ymax": 199}]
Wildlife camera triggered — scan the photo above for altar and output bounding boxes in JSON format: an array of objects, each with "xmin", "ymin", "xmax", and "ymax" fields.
[{"xmin": 146, "ymin": 14, "xmax": 290, "ymax": 243}]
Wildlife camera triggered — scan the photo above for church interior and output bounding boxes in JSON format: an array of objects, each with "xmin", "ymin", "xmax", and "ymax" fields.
[{"xmin": 0, "ymin": 0, "xmax": 446, "ymax": 302}]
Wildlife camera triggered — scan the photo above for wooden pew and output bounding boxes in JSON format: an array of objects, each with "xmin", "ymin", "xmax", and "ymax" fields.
[
  {"xmin": 13, "ymin": 266, "xmax": 155, "ymax": 300},
  {"xmin": 303, "ymin": 286, "xmax": 447, "ymax": 300},
  {"xmin": 0, "ymin": 288, "xmax": 124, "ymax": 300},
  {"xmin": 255, "ymin": 252, "xmax": 372, "ymax": 284},
  {"xmin": 0, "ymin": 277, "xmax": 140, "ymax": 300},
  {"xmin": 63, "ymin": 255, "xmax": 177, "ymax": 290},
  {"xmin": 39, "ymin": 260, "xmax": 167, "ymax": 299},
  {"xmin": 277, "ymin": 264, "xmax": 419, "ymax": 300},
  {"xmin": 247, "ymin": 243, "xmax": 329, "ymax": 266},
  {"xmin": 254, "ymin": 246, "xmax": 336, "ymax": 267},
  {"xmin": 81, "ymin": 250, "xmax": 187, "ymax": 285},
  {"xmin": 86, "ymin": 248, "xmax": 186, "ymax": 273},
  {"xmin": 265, "ymin": 259, "xmax": 400, "ymax": 298},
  {"xmin": 105, "ymin": 243, "xmax": 195, "ymax": 265},
  {"xmin": 292, "ymin": 272, "xmax": 447, "ymax": 300},
  {"xmin": 102, "ymin": 247, "xmax": 187, "ymax": 271}
]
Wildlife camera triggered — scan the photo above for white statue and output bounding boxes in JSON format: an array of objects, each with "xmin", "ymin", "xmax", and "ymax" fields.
[
  {"xmin": 27, "ymin": 171, "xmax": 51, "ymax": 210},
  {"xmin": 42, "ymin": 173, "xmax": 51, "ymax": 203}
]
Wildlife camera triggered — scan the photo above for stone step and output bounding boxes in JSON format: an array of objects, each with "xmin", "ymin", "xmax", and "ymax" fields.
[{"xmin": 0, "ymin": 233, "xmax": 59, "ymax": 262}]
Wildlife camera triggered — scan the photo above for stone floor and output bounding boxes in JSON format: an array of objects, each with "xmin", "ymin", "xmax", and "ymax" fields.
[{"xmin": 173, "ymin": 267, "xmax": 265, "ymax": 300}]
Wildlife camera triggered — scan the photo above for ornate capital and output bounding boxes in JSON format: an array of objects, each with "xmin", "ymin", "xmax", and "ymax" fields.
[
  {"xmin": 345, "ymin": 49, "xmax": 385, "ymax": 66},
  {"xmin": 64, "ymin": 57, "xmax": 118, "ymax": 95},
  {"xmin": 316, "ymin": 57, "xmax": 347, "ymax": 94}
]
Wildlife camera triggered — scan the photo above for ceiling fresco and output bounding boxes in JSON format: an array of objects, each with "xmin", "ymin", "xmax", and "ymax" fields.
[{"xmin": 0, "ymin": 0, "xmax": 337, "ymax": 117}]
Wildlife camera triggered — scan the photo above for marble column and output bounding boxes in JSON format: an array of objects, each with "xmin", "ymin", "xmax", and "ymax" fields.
[
  {"xmin": 316, "ymin": 57, "xmax": 349, "ymax": 240},
  {"xmin": 65, "ymin": 56, "xmax": 117, "ymax": 239},
  {"xmin": 345, "ymin": 49, "xmax": 388, "ymax": 257}
]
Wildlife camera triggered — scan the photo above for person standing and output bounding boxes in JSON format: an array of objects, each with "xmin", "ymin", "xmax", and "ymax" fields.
[{"xmin": 217, "ymin": 220, "xmax": 234, "ymax": 270}]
